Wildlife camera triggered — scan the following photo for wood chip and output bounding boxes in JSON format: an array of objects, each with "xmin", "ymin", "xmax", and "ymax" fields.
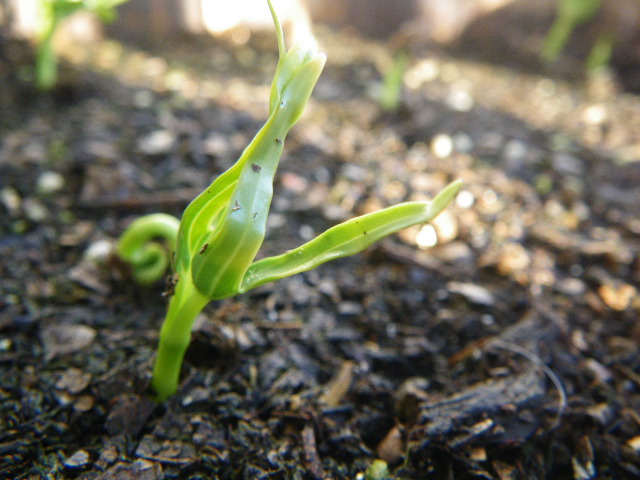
[
  {"xmin": 320, "ymin": 361, "xmax": 354, "ymax": 407},
  {"xmin": 376, "ymin": 425, "xmax": 405, "ymax": 464}
]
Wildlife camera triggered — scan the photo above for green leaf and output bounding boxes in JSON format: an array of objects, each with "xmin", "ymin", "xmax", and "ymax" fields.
[
  {"xmin": 541, "ymin": 0, "xmax": 602, "ymax": 63},
  {"xmin": 240, "ymin": 179, "xmax": 462, "ymax": 292},
  {"xmin": 176, "ymin": 161, "xmax": 244, "ymax": 274},
  {"xmin": 379, "ymin": 50, "xmax": 408, "ymax": 112},
  {"xmin": 186, "ymin": 38, "xmax": 325, "ymax": 300}
]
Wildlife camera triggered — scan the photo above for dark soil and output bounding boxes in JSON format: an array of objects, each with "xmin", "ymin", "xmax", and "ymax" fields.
[{"xmin": 1, "ymin": 23, "xmax": 639, "ymax": 480}]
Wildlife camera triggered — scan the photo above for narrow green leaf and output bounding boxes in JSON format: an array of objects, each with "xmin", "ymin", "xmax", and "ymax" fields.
[
  {"xmin": 240, "ymin": 179, "xmax": 462, "ymax": 292},
  {"xmin": 176, "ymin": 164, "xmax": 242, "ymax": 272}
]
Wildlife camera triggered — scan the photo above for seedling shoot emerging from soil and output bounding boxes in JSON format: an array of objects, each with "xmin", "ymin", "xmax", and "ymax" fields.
[{"xmin": 117, "ymin": 0, "xmax": 462, "ymax": 401}]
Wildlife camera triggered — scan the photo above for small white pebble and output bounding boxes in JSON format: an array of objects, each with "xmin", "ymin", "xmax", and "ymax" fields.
[
  {"xmin": 431, "ymin": 134, "xmax": 453, "ymax": 159},
  {"xmin": 137, "ymin": 129, "xmax": 176, "ymax": 155},
  {"xmin": 84, "ymin": 239, "xmax": 114, "ymax": 262},
  {"xmin": 503, "ymin": 139, "xmax": 528, "ymax": 162},
  {"xmin": 298, "ymin": 224, "xmax": 315, "ymax": 241},
  {"xmin": 585, "ymin": 358, "xmax": 613, "ymax": 384},
  {"xmin": 456, "ymin": 190, "xmax": 475, "ymax": 209},
  {"xmin": 37, "ymin": 171, "xmax": 65, "ymax": 195},
  {"xmin": 416, "ymin": 224, "xmax": 438, "ymax": 249},
  {"xmin": 0, "ymin": 338, "xmax": 12, "ymax": 351},
  {"xmin": 64, "ymin": 450, "xmax": 90, "ymax": 469},
  {"xmin": 0, "ymin": 187, "xmax": 21, "ymax": 214},
  {"xmin": 447, "ymin": 88, "xmax": 474, "ymax": 112},
  {"xmin": 404, "ymin": 58, "xmax": 439, "ymax": 89},
  {"xmin": 23, "ymin": 198, "xmax": 48, "ymax": 222},
  {"xmin": 482, "ymin": 189, "xmax": 498, "ymax": 206},
  {"xmin": 582, "ymin": 104, "xmax": 607, "ymax": 125},
  {"xmin": 480, "ymin": 314, "xmax": 495, "ymax": 326},
  {"xmin": 448, "ymin": 281, "xmax": 495, "ymax": 306},
  {"xmin": 133, "ymin": 89, "xmax": 155, "ymax": 109}
]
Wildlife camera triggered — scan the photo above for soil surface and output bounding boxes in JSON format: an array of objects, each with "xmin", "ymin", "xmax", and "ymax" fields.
[{"xmin": 1, "ymin": 22, "xmax": 639, "ymax": 480}]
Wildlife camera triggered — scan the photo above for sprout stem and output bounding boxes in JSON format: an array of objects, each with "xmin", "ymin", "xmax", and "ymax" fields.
[{"xmin": 151, "ymin": 274, "xmax": 208, "ymax": 401}]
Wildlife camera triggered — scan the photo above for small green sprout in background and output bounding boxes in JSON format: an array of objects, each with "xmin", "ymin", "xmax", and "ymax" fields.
[
  {"xmin": 584, "ymin": 33, "xmax": 615, "ymax": 74},
  {"xmin": 378, "ymin": 50, "xmax": 408, "ymax": 112},
  {"xmin": 35, "ymin": 0, "xmax": 130, "ymax": 90},
  {"xmin": 541, "ymin": 0, "xmax": 614, "ymax": 74},
  {"xmin": 117, "ymin": 0, "xmax": 462, "ymax": 402}
]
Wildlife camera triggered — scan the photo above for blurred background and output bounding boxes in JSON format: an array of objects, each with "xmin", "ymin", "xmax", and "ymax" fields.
[{"xmin": 3, "ymin": 0, "xmax": 640, "ymax": 91}]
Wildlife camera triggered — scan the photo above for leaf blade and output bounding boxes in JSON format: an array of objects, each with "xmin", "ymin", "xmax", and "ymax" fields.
[{"xmin": 240, "ymin": 179, "xmax": 462, "ymax": 292}]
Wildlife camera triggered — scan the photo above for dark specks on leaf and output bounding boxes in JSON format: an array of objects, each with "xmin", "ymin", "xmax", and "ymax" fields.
[
  {"xmin": 251, "ymin": 164, "xmax": 261, "ymax": 173},
  {"xmin": 162, "ymin": 273, "xmax": 179, "ymax": 297},
  {"xmin": 233, "ymin": 200, "xmax": 241, "ymax": 211},
  {"xmin": 275, "ymin": 138, "xmax": 282, "ymax": 144},
  {"xmin": 363, "ymin": 231, "xmax": 368, "ymax": 235},
  {"xmin": 253, "ymin": 211, "xmax": 258, "ymax": 219}
]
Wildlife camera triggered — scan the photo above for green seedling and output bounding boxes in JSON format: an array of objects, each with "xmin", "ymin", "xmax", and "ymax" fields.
[
  {"xmin": 541, "ymin": 0, "xmax": 609, "ymax": 71},
  {"xmin": 118, "ymin": 0, "xmax": 462, "ymax": 401},
  {"xmin": 35, "ymin": 0, "xmax": 130, "ymax": 90},
  {"xmin": 541, "ymin": 0, "xmax": 601, "ymax": 64},
  {"xmin": 584, "ymin": 33, "xmax": 615, "ymax": 74},
  {"xmin": 379, "ymin": 50, "xmax": 408, "ymax": 112}
]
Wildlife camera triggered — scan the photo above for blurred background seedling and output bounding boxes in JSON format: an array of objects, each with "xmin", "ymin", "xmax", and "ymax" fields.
[
  {"xmin": 541, "ymin": 0, "xmax": 616, "ymax": 74},
  {"xmin": 35, "ymin": 0, "xmax": 130, "ymax": 90}
]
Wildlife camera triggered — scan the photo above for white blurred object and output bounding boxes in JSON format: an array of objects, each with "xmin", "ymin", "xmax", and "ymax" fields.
[
  {"xmin": 7, "ymin": 0, "xmax": 101, "ymax": 41},
  {"xmin": 201, "ymin": 0, "xmax": 312, "ymax": 44},
  {"xmin": 417, "ymin": 0, "xmax": 513, "ymax": 43},
  {"xmin": 5, "ymin": 0, "xmax": 313, "ymax": 46},
  {"xmin": 6, "ymin": 0, "xmax": 38, "ymax": 37}
]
